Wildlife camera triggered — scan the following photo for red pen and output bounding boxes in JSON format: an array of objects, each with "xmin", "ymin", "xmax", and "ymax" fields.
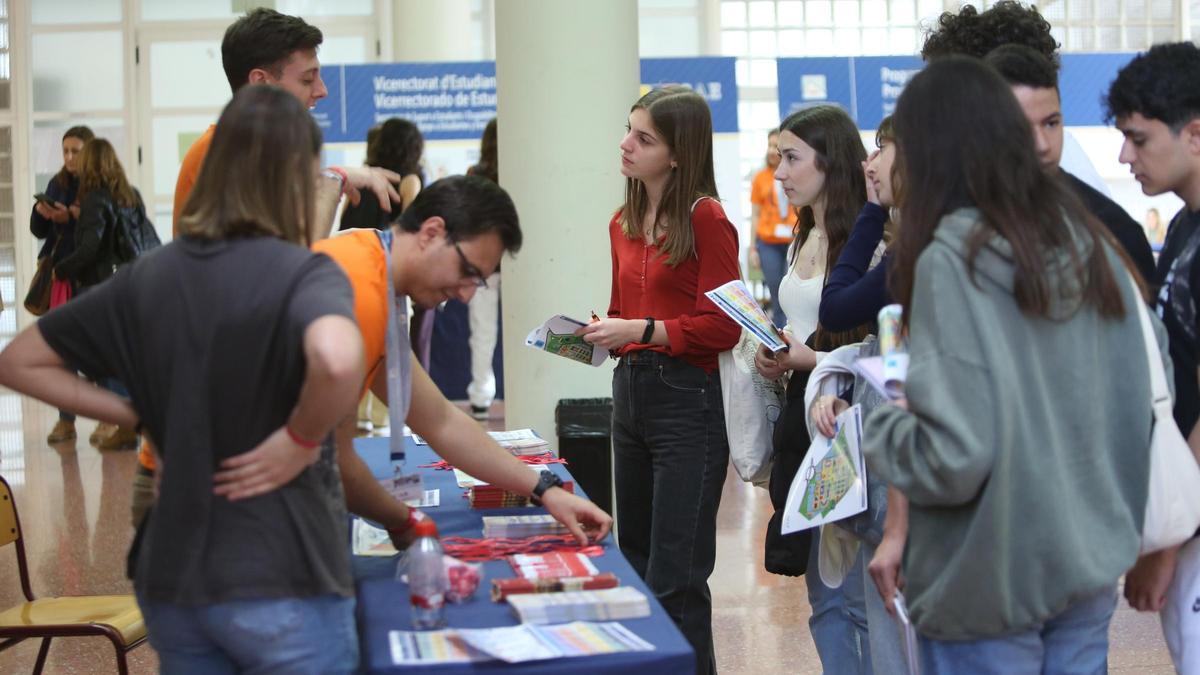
[{"xmin": 589, "ymin": 311, "xmax": 617, "ymax": 359}]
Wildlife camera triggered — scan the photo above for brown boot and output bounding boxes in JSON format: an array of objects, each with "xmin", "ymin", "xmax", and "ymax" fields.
[
  {"xmin": 98, "ymin": 426, "xmax": 138, "ymax": 451},
  {"xmin": 47, "ymin": 419, "xmax": 76, "ymax": 443},
  {"xmin": 89, "ymin": 422, "xmax": 116, "ymax": 445}
]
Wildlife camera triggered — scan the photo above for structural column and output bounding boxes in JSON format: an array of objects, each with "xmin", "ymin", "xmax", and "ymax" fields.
[
  {"xmin": 495, "ymin": 1, "xmax": 639, "ymax": 445},
  {"xmin": 390, "ymin": 0, "xmax": 475, "ymax": 62}
]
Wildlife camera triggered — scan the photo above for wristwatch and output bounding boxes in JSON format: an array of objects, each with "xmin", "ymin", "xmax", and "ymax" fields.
[{"xmin": 529, "ymin": 470, "xmax": 565, "ymax": 507}]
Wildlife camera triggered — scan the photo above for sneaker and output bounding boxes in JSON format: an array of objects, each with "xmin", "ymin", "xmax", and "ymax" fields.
[
  {"xmin": 47, "ymin": 419, "xmax": 76, "ymax": 443},
  {"xmin": 470, "ymin": 405, "xmax": 490, "ymax": 420},
  {"xmin": 98, "ymin": 426, "xmax": 139, "ymax": 451},
  {"xmin": 89, "ymin": 422, "xmax": 116, "ymax": 445}
]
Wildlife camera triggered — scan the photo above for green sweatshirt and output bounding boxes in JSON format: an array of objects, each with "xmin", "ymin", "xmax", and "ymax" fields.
[{"xmin": 864, "ymin": 207, "xmax": 1170, "ymax": 640}]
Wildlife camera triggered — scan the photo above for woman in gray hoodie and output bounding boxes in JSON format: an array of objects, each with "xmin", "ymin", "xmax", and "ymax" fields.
[{"xmin": 864, "ymin": 56, "xmax": 1169, "ymax": 673}]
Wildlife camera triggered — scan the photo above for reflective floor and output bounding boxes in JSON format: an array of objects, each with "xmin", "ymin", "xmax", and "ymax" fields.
[{"xmin": 0, "ymin": 395, "xmax": 1176, "ymax": 674}]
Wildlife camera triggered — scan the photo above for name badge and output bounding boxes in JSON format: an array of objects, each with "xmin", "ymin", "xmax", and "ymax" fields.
[
  {"xmin": 387, "ymin": 472, "xmax": 425, "ymax": 503},
  {"xmin": 774, "ymin": 224, "xmax": 794, "ymax": 240}
]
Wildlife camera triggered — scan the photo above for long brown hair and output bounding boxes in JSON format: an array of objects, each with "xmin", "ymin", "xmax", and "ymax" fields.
[
  {"xmin": 779, "ymin": 105, "xmax": 869, "ymax": 350},
  {"xmin": 620, "ymin": 86, "xmax": 719, "ymax": 266},
  {"xmin": 178, "ymin": 85, "xmax": 322, "ymax": 245},
  {"xmin": 890, "ymin": 56, "xmax": 1134, "ymax": 328},
  {"xmin": 54, "ymin": 125, "xmax": 94, "ymax": 191},
  {"xmin": 77, "ymin": 138, "xmax": 136, "ymax": 209}
]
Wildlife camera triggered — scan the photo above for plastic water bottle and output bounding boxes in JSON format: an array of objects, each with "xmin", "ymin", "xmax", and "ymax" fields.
[{"xmin": 407, "ymin": 519, "xmax": 447, "ymax": 629}]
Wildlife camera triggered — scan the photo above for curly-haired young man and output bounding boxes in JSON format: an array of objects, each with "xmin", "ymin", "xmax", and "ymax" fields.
[
  {"xmin": 1107, "ymin": 40, "xmax": 1200, "ymax": 675},
  {"xmin": 919, "ymin": 1, "xmax": 1112, "ymax": 196}
]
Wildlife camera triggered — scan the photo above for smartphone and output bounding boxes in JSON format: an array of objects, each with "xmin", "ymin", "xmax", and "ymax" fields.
[{"xmin": 33, "ymin": 193, "xmax": 55, "ymax": 206}]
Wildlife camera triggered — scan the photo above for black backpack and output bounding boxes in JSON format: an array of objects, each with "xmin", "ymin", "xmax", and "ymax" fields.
[{"xmin": 112, "ymin": 193, "xmax": 161, "ymax": 265}]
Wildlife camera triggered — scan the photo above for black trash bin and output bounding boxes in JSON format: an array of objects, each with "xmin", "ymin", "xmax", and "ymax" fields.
[{"xmin": 555, "ymin": 398, "xmax": 614, "ymax": 517}]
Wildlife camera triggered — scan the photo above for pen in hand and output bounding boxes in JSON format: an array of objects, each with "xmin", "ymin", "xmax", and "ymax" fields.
[{"xmin": 588, "ymin": 311, "xmax": 618, "ymax": 359}]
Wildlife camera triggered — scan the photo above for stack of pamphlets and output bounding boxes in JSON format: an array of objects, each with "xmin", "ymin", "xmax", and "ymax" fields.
[
  {"xmin": 469, "ymin": 481, "xmax": 575, "ymax": 509},
  {"xmin": 389, "ymin": 622, "xmax": 654, "ymax": 665},
  {"xmin": 352, "ymin": 518, "xmax": 397, "ymax": 557},
  {"xmin": 459, "ymin": 465, "xmax": 575, "ymax": 509},
  {"xmin": 413, "ymin": 428, "xmax": 552, "ymax": 456},
  {"xmin": 508, "ymin": 551, "xmax": 599, "ymax": 580},
  {"xmin": 482, "ymin": 514, "xmax": 567, "ymax": 538},
  {"xmin": 506, "ymin": 586, "xmax": 651, "ymax": 624}
]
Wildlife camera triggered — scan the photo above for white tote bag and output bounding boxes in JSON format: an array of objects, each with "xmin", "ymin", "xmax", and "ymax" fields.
[
  {"xmin": 719, "ymin": 330, "xmax": 784, "ymax": 484},
  {"xmin": 1129, "ymin": 274, "xmax": 1200, "ymax": 554}
]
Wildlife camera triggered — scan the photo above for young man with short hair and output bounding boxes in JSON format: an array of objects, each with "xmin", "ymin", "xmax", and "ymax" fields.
[
  {"xmin": 132, "ymin": 8, "xmax": 342, "ymax": 516},
  {"xmin": 313, "ymin": 176, "xmax": 612, "ymax": 545},
  {"xmin": 1107, "ymin": 41, "xmax": 1200, "ymax": 673},
  {"xmin": 174, "ymin": 8, "xmax": 327, "ymax": 227},
  {"xmin": 984, "ymin": 44, "xmax": 1156, "ymax": 280}
]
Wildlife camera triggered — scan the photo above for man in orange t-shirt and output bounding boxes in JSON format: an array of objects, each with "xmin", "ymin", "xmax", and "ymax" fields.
[
  {"xmin": 134, "ymin": 7, "xmax": 330, "ymax": 520},
  {"xmin": 171, "ymin": 126, "xmax": 216, "ymax": 232},
  {"xmin": 748, "ymin": 128, "xmax": 794, "ymax": 327},
  {"xmin": 313, "ymin": 176, "xmax": 612, "ymax": 544}
]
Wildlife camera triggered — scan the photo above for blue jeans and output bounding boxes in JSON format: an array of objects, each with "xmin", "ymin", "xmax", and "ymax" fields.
[
  {"xmin": 861, "ymin": 541, "xmax": 907, "ymax": 675},
  {"xmin": 807, "ymin": 527, "xmax": 872, "ymax": 674},
  {"xmin": 756, "ymin": 240, "xmax": 790, "ymax": 327},
  {"xmin": 919, "ymin": 587, "xmax": 1117, "ymax": 675},
  {"xmin": 612, "ymin": 351, "xmax": 729, "ymax": 675},
  {"xmin": 137, "ymin": 593, "xmax": 358, "ymax": 674}
]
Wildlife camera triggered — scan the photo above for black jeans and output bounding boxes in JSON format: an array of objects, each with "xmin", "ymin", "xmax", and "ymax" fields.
[{"xmin": 612, "ymin": 351, "xmax": 729, "ymax": 675}]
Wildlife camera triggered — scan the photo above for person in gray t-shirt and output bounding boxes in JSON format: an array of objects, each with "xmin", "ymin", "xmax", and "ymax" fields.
[{"xmin": 0, "ymin": 85, "xmax": 366, "ymax": 674}]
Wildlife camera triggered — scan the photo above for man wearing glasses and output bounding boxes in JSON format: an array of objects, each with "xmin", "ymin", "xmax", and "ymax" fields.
[{"xmin": 314, "ymin": 175, "xmax": 614, "ymax": 547}]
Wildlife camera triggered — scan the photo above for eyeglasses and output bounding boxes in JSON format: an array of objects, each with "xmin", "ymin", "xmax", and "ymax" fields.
[{"xmin": 453, "ymin": 242, "xmax": 489, "ymax": 289}]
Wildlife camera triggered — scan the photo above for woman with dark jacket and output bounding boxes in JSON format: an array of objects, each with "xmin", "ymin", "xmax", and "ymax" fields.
[
  {"xmin": 55, "ymin": 138, "xmax": 147, "ymax": 290},
  {"xmin": 54, "ymin": 137, "xmax": 149, "ymax": 450},
  {"xmin": 32, "ymin": 125, "xmax": 93, "ymax": 444}
]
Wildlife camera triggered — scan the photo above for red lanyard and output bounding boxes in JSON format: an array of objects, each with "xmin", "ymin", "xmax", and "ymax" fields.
[
  {"xmin": 441, "ymin": 535, "xmax": 605, "ymax": 562},
  {"xmin": 419, "ymin": 453, "xmax": 567, "ymax": 471}
]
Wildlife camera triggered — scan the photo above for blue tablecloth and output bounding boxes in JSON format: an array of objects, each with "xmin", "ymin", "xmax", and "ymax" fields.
[{"xmin": 352, "ymin": 436, "xmax": 695, "ymax": 674}]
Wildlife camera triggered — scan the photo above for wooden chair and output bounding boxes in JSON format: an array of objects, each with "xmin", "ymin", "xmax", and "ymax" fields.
[{"xmin": 0, "ymin": 475, "xmax": 146, "ymax": 674}]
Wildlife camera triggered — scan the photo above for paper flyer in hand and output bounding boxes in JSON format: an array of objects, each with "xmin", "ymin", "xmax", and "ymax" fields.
[
  {"xmin": 781, "ymin": 404, "xmax": 868, "ymax": 534},
  {"xmin": 704, "ymin": 280, "xmax": 786, "ymax": 352},
  {"xmin": 853, "ymin": 355, "xmax": 909, "ymax": 401},
  {"xmin": 525, "ymin": 315, "xmax": 607, "ymax": 367},
  {"xmin": 893, "ymin": 592, "xmax": 922, "ymax": 675}
]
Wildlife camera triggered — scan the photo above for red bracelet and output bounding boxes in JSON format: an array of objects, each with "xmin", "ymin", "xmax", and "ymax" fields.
[{"xmin": 285, "ymin": 425, "xmax": 321, "ymax": 449}]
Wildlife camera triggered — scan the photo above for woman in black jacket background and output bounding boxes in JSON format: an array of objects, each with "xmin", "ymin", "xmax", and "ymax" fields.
[
  {"xmin": 54, "ymin": 137, "xmax": 149, "ymax": 450},
  {"xmin": 32, "ymin": 125, "xmax": 93, "ymax": 443}
]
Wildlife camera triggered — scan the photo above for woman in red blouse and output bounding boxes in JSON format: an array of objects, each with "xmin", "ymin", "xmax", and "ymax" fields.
[{"xmin": 578, "ymin": 85, "xmax": 740, "ymax": 675}]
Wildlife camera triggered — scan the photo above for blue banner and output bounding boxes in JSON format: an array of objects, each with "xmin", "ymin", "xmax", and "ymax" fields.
[
  {"xmin": 775, "ymin": 57, "xmax": 855, "ymax": 118},
  {"xmin": 315, "ymin": 57, "xmax": 738, "ymax": 142},
  {"xmin": 777, "ymin": 53, "xmax": 1135, "ymax": 129},
  {"xmin": 640, "ymin": 57, "xmax": 739, "ymax": 133},
  {"xmin": 1059, "ymin": 53, "xmax": 1133, "ymax": 126},
  {"xmin": 851, "ymin": 56, "xmax": 923, "ymax": 129}
]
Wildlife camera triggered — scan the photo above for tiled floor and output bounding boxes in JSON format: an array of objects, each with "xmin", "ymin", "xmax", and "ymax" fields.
[{"xmin": 0, "ymin": 395, "xmax": 1177, "ymax": 673}]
